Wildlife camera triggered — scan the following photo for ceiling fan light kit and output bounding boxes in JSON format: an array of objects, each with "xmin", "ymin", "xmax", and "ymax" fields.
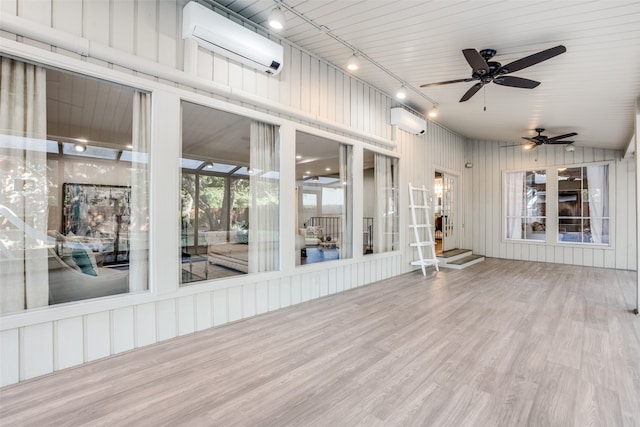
[
  {"xmin": 420, "ymin": 45, "xmax": 566, "ymax": 102},
  {"xmin": 522, "ymin": 128, "xmax": 578, "ymax": 149}
]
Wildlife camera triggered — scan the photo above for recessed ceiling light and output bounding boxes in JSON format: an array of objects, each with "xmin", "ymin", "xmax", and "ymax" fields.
[
  {"xmin": 305, "ymin": 170, "xmax": 311, "ymax": 174},
  {"xmin": 126, "ymin": 144, "xmax": 133, "ymax": 149},
  {"xmin": 296, "ymin": 155, "xmax": 302, "ymax": 159},
  {"xmin": 325, "ymin": 167, "xmax": 331, "ymax": 171}
]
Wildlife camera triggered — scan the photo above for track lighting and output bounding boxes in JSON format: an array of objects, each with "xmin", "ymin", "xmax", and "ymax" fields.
[
  {"xmin": 205, "ymin": 162, "xmax": 214, "ymax": 168},
  {"xmin": 268, "ymin": 6, "xmax": 285, "ymax": 30},
  {"xmin": 564, "ymin": 144, "xmax": 575, "ymax": 152},
  {"xmin": 396, "ymin": 85, "xmax": 407, "ymax": 100},
  {"xmin": 74, "ymin": 143, "xmax": 86, "ymax": 152},
  {"xmin": 428, "ymin": 105, "xmax": 438, "ymax": 118},
  {"xmin": 346, "ymin": 53, "xmax": 360, "ymax": 71}
]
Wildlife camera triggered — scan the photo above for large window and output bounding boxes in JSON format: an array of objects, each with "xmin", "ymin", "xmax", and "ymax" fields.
[
  {"xmin": 505, "ymin": 170, "xmax": 547, "ymax": 241},
  {"xmin": 0, "ymin": 56, "xmax": 150, "ymax": 314},
  {"xmin": 295, "ymin": 132, "xmax": 352, "ymax": 266},
  {"xmin": 558, "ymin": 165, "xmax": 609, "ymax": 244},
  {"xmin": 363, "ymin": 149, "xmax": 399, "ymax": 254},
  {"xmin": 180, "ymin": 102, "xmax": 279, "ymax": 284}
]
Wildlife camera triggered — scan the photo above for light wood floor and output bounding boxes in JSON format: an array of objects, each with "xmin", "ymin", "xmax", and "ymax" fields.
[{"xmin": 2, "ymin": 258, "xmax": 639, "ymax": 426}]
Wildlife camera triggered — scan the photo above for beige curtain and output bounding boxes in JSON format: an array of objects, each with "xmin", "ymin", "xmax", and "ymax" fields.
[
  {"xmin": 248, "ymin": 121, "xmax": 279, "ymax": 273},
  {"xmin": 129, "ymin": 91, "xmax": 150, "ymax": 291},
  {"xmin": 339, "ymin": 144, "xmax": 353, "ymax": 259},
  {"xmin": 0, "ymin": 57, "xmax": 48, "ymax": 313},
  {"xmin": 373, "ymin": 153, "xmax": 397, "ymax": 253}
]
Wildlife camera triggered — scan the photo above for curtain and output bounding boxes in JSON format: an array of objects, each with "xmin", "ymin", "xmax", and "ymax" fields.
[
  {"xmin": 505, "ymin": 171, "xmax": 524, "ymax": 239},
  {"xmin": 0, "ymin": 57, "xmax": 48, "ymax": 313},
  {"xmin": 373, "ymin": 153, "xmax": 395, "ymax": 252},
  {"xmin": 128, "ymin": 91, "xmax": 150, "ymax": 292},
  {"xmin": 586, "ymin": 165, "xmax": 609, "ymax": 244},
  {"xmin": 339, "ymin": 144, "xmax": 353, "ymax": 259},
  {"xmin": 248, "ymin": 121, "xmax": 279, "ymax": 273}
]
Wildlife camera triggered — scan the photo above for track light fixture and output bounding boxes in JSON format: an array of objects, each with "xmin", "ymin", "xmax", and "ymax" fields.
[
  {"xmin": 428, "ymin": 105, "xmax": 438, "ymax": 118},
  {"xmin": 564, "ymin": 144, "xmax": 575, "ymax": 152},
  {"xmin": 74, "ymin": 143, "xmax": 86, "ymax": 152},
  {"xmin": 268, "ymin": 6, "xmax": 285, "ymax": 30},
  {"xmin": 396, "ymin": 85, "xmax": 407, "ymax": 100},
  {"xmin": 346, "ymin": 53, "xmax": 360, "ymax": 71}
]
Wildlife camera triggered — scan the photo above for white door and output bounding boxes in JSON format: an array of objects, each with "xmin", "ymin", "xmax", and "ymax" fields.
[{"xmin": 442, "ymin": 174, "xmax": 458, "ymax": 251}]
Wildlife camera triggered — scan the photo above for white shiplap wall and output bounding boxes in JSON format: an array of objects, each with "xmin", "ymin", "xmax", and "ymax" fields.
[
  {"xmin": 0, "ymin": 0, "xmax": 465, "ymax": 386},
  {"xmin": 464, "ymin": 140, "xmax": 636, "ymax": 270}
]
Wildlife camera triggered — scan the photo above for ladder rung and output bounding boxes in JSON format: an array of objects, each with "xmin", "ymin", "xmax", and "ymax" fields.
[
  {"xmin": 411, "ymin": 260, "xmax": 439, "ymax": 266},
  {"xmin": 410, "ymin": 242, "xmax": 435, "ymax": 247}
]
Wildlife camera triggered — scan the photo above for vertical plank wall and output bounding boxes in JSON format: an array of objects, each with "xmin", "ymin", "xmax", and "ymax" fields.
[
  {"xmin": 0, "ymin": 0, "xmax": 467, "ymax": 385},
  {"xmin": 465, "ymin": 140, "xmax": 636, "ymax": 270},
  {"xmin": 2, "ymin": 0, "xmax": 636, "ymax": 387}
]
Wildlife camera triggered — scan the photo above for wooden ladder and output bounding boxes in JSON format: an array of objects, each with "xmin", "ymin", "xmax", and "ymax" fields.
[{"xmin": 408, "ymin": 183, "xmax": 439, "ymax": 275}]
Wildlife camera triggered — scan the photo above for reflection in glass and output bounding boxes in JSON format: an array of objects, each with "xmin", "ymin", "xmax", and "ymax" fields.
[
  {"xmin": 363, "ymin": 149, "xmax": 399, "ymax": 254},
  {"xmin": 180, "ymin": 102, "xmax": 279, "ymax": 284},
  {"xmin": 505, "ymin": 170, "xmax": 546, "ymax": 241},
  {"xmin": 295, "ymin": 132, "xmax": 352, "ymax": 266},
  {"xmin": 558, "ymin": 165, "xmax": 609, "ymax": 244},
  {"xmin": 0, "ymin": 56, "xmax": 149, "ymax": 314}
]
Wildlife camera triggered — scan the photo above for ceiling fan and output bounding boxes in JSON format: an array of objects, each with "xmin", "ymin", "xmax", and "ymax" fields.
[
  {"xmin": 420, "ymin": 45, "xmax": 566, "ymax": 102},
  {"xmin": 504, "ymin": 128, "xmax": 577, "ymax": 150}
]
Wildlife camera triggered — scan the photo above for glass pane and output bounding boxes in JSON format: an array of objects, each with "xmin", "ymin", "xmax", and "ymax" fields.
[
  {"xmin": 0, "ymin": 58, "xmax": 149, "ymax": 314},
  {"xmin": 363, "ymin": 149, "xmax": 399, "ymax": 255},
  {"xmin": 505, "ymin": 170, "xmax": 545, "ymax": 241},
  {"xmin": 180, "ymin": 102, "xmax": 280, "ymax": 284},
  {"xmin": 558, "ymin": 165, "xmax": 609, "ymax": 245},
  {"xmin": 524, "ymin": 218, "xmax": 546, "ymax": 241},
  {"xmin": 296, "ymin": 131, "xmax": 352, "ymax": 266}
]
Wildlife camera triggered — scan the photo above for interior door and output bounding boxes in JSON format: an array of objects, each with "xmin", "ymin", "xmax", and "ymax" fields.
[{"xmin": 442, "ymin": 174, "xmax": 457, "ymax": 251}]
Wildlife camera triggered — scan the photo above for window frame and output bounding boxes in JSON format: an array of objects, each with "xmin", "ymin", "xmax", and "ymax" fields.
[{"xmin": 502, "ymin": 161, "xmax": 613, "ymax": 248}]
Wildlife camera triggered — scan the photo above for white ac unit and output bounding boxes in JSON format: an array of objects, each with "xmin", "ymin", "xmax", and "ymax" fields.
[
  {"xmin": 390, "ymin": 107, "xmax": 426, "ymax": 135},
  {"xmin": 182, "ymin": 1, "xmax": 283, "ymax": 75}
]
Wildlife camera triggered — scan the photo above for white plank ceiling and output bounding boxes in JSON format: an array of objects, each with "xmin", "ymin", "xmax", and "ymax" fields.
[{"xmin": 212, "ymin": 0, "xmax": 640, "ymax": 151}]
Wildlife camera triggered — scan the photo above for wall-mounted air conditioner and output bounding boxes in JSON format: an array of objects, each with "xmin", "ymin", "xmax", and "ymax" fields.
[
  {"xmin": 390, "ymin": 107, "xmax": 426, "ymax": 135},
  {"xmin": 182, "ymin": 1, "xmax": 283, "ymax": 75}
]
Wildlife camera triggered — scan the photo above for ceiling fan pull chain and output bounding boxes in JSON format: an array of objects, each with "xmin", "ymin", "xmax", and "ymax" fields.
[{"xmin": 483, "ymin": 86, "xmax": 487, "ymax": 111}]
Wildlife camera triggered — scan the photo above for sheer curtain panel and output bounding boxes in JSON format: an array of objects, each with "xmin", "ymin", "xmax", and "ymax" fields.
[
  {"xmin": 248, "ymin": 121, "xmax": 279, "ymax": 273},
  {"xmin": 339, "ymin": 145, "xmax": 353, "ymax": 259},
  {"xmin": 505, "ymin": 171, "xmax": 524, "ymax": 239},
  {"xmin": 129, "ymin": 91, "xmax": 150, "ymax": 291},
  {"xmin": 586, "ymin": 164, "xmax": 609, "ymax": 244},
  {"xmin": 0, "ymin": 57, "xmax": 48, "ymax": 313}
]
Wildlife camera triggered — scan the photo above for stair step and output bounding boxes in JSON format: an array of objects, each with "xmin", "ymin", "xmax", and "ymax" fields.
[
  {"xmin": 440, "ymin": 248, "xmax": 472, "ymax": 258},
  {"xmin": 442, "ymin": 255, "xmax": 485, "ymax": 270}
]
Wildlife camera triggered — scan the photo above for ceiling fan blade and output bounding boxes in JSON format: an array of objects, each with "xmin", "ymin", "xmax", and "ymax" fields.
[
  {"xmin": 459, "ymin": 82, "xmax": 483, "ymax": 102},
  {"xmin": 462, "ymin": 49, "xmax": 489, "ymax": 75},
  {"xmin": 545, "ymin": 140, "xmax": 574, "ymax": 145},
  {"xmin": 499, "ymin": 45, "xmax": 566, "ymax": 74},
  {"xmin": 420, "ymin": 78, "xmax": 475, "ymax": 88},
  {"xmin": 546, "ymin": 132, "xmax": 578, "ymax": 142},
  {"xmin": 494, "ymin": 76, "xmax": 540, "ymax": 89},
  {"xmin": 521, "ymin": 137, "xmax": 539, "ymax": 143},
  {"xmin": 501, "ymin": 143, "xmax": 526, "ymax": 148}
]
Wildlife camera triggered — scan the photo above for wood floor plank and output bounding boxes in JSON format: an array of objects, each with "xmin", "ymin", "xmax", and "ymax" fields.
[{"xmin": 1, "ymin": 258, "xmax": 639, "ymax": 426}]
